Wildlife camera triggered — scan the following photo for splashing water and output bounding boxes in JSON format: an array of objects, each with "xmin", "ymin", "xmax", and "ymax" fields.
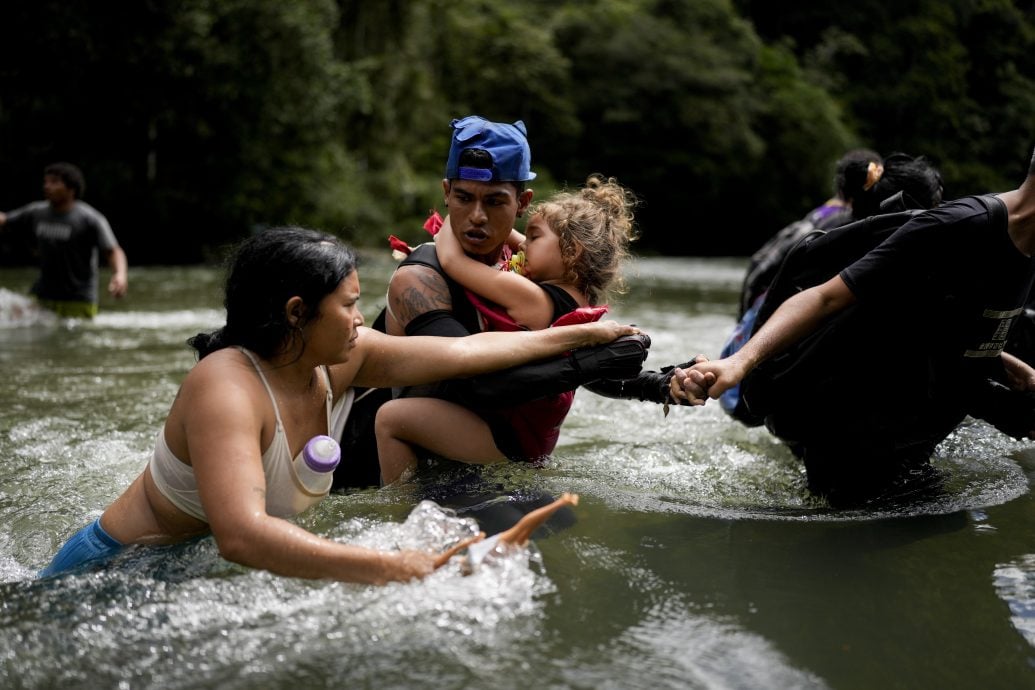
[
  {"xmin": 0, "ymin": 288, "xmax": 57, "ymax": 328},
  {"xmin": 4, "ymin": 260, "xmax": 1035, "ymax": 689}
]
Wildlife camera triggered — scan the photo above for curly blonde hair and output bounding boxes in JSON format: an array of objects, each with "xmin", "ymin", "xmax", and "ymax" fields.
[{"xmin": 529, "ymin": 174, "xmax": 638, "ymax": 305}]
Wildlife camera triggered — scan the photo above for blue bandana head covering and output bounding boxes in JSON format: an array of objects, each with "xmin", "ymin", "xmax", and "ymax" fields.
[{"xmin": 444, "ymin": 116, "xmax": 537, "ymax": 183}]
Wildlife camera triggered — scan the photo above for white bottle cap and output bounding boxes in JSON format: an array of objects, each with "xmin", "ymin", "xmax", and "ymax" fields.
[{"xmin": 303, "ymin": 435, "xmax": 341, "ymax": 473}]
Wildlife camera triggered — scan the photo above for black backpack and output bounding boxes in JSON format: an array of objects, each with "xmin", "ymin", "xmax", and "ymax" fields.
[{"xmin": 733, "ymin": 195, "xmax": 1006, "ymax": 430}]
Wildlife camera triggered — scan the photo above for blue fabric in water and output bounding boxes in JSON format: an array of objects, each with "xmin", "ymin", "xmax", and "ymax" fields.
[
  {"xmin": 38, "ymin": 518, "xmax": 123, "ymax": 578},
  {"xmin": 719, "ymin": 295, "xmax": 762, "ymax": 415}
]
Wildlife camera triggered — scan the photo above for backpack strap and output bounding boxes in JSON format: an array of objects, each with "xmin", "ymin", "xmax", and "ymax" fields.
[
  {"xmin": 751, "ymin": 210, "xmax": 922, "ymax": 335},
  {"xmin": 975, "ymin": 194, "xmax": 1008, "ymax": 232}
]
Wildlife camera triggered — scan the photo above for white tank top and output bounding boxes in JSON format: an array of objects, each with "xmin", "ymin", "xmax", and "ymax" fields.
[{"xmin": 148, "ymin": 348, "xmax": 355, "ymax": 521}]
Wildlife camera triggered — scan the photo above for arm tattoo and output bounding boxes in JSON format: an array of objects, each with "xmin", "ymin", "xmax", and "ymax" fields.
[{"xmin": 392, "ymin": 269, "xmax": 453, "ymax": 325}]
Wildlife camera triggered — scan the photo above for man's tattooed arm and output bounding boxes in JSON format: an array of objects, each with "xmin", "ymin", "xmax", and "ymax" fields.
[{"xmin": 388, "ymin": 264, "xmax": 454, "ymax": 328}]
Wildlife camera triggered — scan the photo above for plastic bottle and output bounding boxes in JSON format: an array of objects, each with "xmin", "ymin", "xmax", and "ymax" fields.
[{"xmin": 294, "ymin": 434, "xmax": 341, "ymax": 494}]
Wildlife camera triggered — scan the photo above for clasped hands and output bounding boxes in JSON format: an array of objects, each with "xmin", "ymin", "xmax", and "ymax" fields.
[{"xmin": 667, "ymin": 355, "xmax": 746, "ymax": 407}]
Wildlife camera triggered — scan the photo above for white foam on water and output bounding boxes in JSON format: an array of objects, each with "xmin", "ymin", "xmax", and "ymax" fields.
[
  {"xmin": 92, "ymin": 308, "xmax": 224, "ymax": 330},
  {"xmin": 993, "ymin": 553, "xmax": 1035, "ymax": 648},
  {"xmin": 0, "ymin": 500, "xmax": 565, "ymax": 687},
  {"xmin": 561, "ymin": 600, "xmax": 828, "ymax": 690},
  {"xmin": 552, "ymin": 389, "xmax": 1030, "ymax": 522},
  {"xmin": 0, "ymin": 288, "xmax": 58, "ymax": 328}
]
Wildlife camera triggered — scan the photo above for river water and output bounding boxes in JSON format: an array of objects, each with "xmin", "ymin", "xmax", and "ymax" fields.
[{"xmin": 2, "ymin": 255, "xmax": 1035, "ymax": 689}]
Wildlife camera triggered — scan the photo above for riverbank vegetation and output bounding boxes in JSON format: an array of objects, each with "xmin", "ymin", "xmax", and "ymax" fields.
[{"xmin": 1, "ymin": 0, "xmax": 1033, "ymax": 262}]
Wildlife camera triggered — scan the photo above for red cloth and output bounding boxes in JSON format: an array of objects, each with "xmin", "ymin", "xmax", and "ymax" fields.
[
  {"xmin": 387, "ymin": 210, "xmax": 445, "ymax": 257},
  {"xmin": 391, "ymin": 211, "xmax": 605, "ymax": 460},
  {"xmin": 468, "ymin": 294, "xmax": 608, "ymax": 460}
]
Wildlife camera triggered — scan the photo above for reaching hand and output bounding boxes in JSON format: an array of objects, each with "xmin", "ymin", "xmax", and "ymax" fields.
[
  {"xmin": 387, "ymin": 532, "xmax": 486, "ymax": 582},
  {"xmin": 662, "ymin": 354, "xmax": 711, "ymax": 406},
  {"xmin": 681, "ymin": 358, "xmax": 747, "ymax": 402},
  {"xmin": 582, "ymin": 320, "xmax": 640, "ymax": 346},
  {"xmin": 668, "ymin": 364, "xmax": 716, "ymax": 405},
  {"xmin": 109, "ymin": 273, "xmax": 128, "ymax": 299},
  {"xmin": 1002, "ymin": 351, "xmax": 1035, "ymax": 392}
]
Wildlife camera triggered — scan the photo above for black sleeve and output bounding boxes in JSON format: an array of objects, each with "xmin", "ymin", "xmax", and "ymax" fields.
[
  {"xmin": 404, "ymin": 308, "xmax": 473, "ymax": 338},
  {"xmin": 539, "ymin": 283, "xmax": 580, "ymax": 321},
  {"xmin": 441, "ymin": 334, "xmax": 653, "ymax": 408},
  {"xmin": 583, "ymin": 358, "xmax": 700, "ymax": 404}
]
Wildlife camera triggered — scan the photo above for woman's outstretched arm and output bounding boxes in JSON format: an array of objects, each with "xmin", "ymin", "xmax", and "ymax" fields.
[{"xmin": 349, "ymin": 321, "xmax": 638, "ymax": 390}]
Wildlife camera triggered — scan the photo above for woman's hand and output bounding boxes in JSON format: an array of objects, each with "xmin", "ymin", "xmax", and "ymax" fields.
[
  {"xmin": 576, "ymin": 320, "xmax": 640, "ymax": 347},
  {"xmin": 380, "ymin": 533, "xmax": 485, "ymax": 583}
]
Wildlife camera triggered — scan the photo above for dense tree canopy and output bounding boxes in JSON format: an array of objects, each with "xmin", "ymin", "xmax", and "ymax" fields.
[{"xmin": 1, "ymin": 0, "xmax": 1033, "ymax": 262}]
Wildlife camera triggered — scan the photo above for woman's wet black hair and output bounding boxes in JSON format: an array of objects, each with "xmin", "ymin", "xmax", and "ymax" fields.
[{"xmin": 188, "ymin": 227, "xmax": 357, "ymax": 360}]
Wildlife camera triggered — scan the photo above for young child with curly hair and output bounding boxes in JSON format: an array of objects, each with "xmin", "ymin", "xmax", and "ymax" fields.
[{"xmin": 376, "ymin": 175, "xmax": 639, "ymax": 484}]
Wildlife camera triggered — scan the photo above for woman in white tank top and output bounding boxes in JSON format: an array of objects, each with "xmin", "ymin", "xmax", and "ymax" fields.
[{"xmin": 40, "ymin": 227, "xmax": 636, "ymax": 584}]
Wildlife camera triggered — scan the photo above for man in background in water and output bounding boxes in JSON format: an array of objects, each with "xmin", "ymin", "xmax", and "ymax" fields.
[{"xmin": 0, "ymin": 162, "xmax": 128, "ymax": 318}]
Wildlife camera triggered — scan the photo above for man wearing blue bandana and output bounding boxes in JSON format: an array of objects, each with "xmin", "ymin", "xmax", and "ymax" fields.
[
  {"xmin": 385, "ymin": 116, "xmax": 537, "ymax": 337},
  {"xmin": 332, "ymin": 116, "xmax": 662, "ymax": 492}
]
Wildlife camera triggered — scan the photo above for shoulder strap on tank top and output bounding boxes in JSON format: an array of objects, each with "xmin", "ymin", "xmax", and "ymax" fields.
[
  {"xmin": 977, "ymin": 193, "xmax": 1008, "ymax": 231},
  {"xmin": 238, "ymin": 347, "xmax": 285, "ymax": 430},
  {"xmin": 319, "ymin": 365, "xmax": 333, "ymax": 433},
  {"xmin": 239, "ymin": 348, "xmax": 334, "ymax": 436}
]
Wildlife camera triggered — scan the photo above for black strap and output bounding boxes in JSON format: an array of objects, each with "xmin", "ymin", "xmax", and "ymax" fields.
[{"xmin": 976, "ymin": 193, "xmax": 1008, "ymax": 231}]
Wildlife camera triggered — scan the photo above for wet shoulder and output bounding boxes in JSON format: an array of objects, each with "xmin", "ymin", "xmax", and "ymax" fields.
[{"xmin": 179, "ymin": 348, "xmax": 264, "ymax": 403}]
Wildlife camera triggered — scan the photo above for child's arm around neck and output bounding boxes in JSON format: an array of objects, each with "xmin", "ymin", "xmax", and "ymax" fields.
[{"xmin": 436, "ymin": 216, "xmax": 557, "ymax": 329}]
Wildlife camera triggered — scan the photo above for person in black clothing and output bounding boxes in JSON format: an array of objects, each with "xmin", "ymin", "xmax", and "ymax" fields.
[
  {"xmin": 738, "ymin": 148, "xmax": 883, "ymax": 320},
  {"xmin": 719, "ymin": 152, "xmax": 944, "ymax": 419},
  {"xmin": 675, "ymin": 147, "xmax": 1035, "ymax": 507},
  {"xmin": 739, "ymin": 151, "xmax": 943, "ymax": 320}
]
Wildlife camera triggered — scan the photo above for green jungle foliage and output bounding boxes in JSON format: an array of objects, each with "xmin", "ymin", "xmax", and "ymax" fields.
[{"xmin": 1, "ymin": 0, "xmax": 1033, "ymax": 262}]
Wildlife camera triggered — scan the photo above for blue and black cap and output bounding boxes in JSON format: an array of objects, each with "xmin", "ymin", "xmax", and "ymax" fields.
[{"xmin": 444, "ymin": 116, "xmax": 537, "ymax": 183}]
